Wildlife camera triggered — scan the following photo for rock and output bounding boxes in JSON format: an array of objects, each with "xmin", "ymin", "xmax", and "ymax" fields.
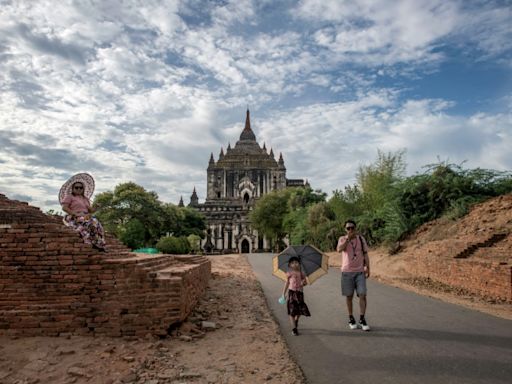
[
  {"xmin": 265, "ymin": 374, "xmax": 273, "ymax": 380},
  {"xmin": 56, "ymin": 347, "xmax": 76, "ymax": 355},
  {"xmin": 179, "ymin": 335, "xmax": 192, "ymax": 342},
  {"xmin": 23, "ymin": 359, "xmax": 48, "ymax": 372},
  {"xmin": 192, "ymin": 333, "xmax": 205, "ymax": 339},
  {"xmin": 67, "ymin": 366, "xmax": 91, "ymax": 378},
  {"xmin": 121, "ymin": 373, "xmax": 138, "ymax": 383},
  {"xmin": 104, "ymin": 346, "xmax": 116, "ymax": 354},
  {"xmin": 157, "ymin": 369, "xmax": 176, "ymax": 379},
  {"xmin": 201, "ymin": 321, "xmax": 216, "ymax": 330},
  {"xmin": 123, "ymin": 356, "xmax": 136, "ymax": 362},
  {"xmin": 180, "ymin": 371, "xmax": 202, "ymax": 379}
]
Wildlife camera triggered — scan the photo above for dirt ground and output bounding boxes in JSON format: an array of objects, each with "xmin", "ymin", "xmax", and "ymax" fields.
[
  {"xmin": 1, "ymin": 251, "xmax": 510, "ymax": 384},
  {"xmin": 0, "ymin": 255, "xmax": 305, "ymax": 384}
]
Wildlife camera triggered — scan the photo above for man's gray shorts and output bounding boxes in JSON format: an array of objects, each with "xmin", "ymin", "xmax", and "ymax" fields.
[{"xmin": 341, "ymin": 272, "xmax": 367, "ymax": 297}]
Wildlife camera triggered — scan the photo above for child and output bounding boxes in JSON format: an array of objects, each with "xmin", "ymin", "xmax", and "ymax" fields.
[{"xmin": 282, "ymin": 256, "xmax": 311, "ymax": 335}]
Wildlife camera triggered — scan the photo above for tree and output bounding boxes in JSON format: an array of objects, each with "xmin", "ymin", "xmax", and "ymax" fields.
[
  {"xmin": 94, "ymin": 182, "xmax": 166, "ymax": 246},
  {"xmin": 250, "ymin": 189, "xmax": 291, "ymax": 250},
  {"xmin": 175, "ymin": 207, "xmax": 206, "ymax": 238},
  {"xmin": 306, "ymin": 202, "xmax": 338, "ymax": 250},
  {"xmin": 283, "ymin": 187, "xmax": 326, "ymax": 245},
  {"xmin": 93, "ymin": 182, "xmax": 206, "ymax": 248},
  {"xmin": 118, "ymin": 218, "xmax": 145, "ymax": 249}
]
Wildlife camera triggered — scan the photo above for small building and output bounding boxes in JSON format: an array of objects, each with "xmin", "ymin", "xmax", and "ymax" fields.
[{"xmin": 189, "ymin": 110, "xmax": 308, "ymax": 253}]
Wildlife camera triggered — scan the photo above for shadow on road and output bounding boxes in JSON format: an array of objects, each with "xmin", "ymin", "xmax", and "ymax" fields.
[{"xmin": 299, "ymin": 326, "xmax": 512, "ymax": 349}]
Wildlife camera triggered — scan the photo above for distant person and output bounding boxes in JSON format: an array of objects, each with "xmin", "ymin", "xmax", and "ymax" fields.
[
  {"xmin": 281, "ymin": 256, "xmax": 311, "ymax": 335},
  {"xmin": 336, "ymin": 220, "xmax": 370, "ymax": 331},
  {"xmin": 59, "ymin": 173, "xmax": 107, "ymax": 252}
]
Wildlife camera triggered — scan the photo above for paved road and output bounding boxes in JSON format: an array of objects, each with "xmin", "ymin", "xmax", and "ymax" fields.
[{"xmin": 247, "ymin": 253, "xmax": 512, "ymax": 384}]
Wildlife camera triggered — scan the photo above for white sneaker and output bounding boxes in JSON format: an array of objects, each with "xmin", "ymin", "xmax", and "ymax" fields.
[
  {"xmin": 348, "ymin": 317, "xmax": 358, "ymax": 330},
  {"xmin": 359, "ymin": 318, "xmax": 370, "ymax": 331}
]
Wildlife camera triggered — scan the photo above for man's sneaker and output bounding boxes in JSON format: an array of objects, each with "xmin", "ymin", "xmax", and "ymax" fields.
[
  {"xmin": 348, "ymin": 316, "xmax": 358, "ymax": 330},
  {"xmin": 292, "ymin": 328, "xmax": 299, "ymax": 336},
  {"xmin": 359, "ymin": 318, "xmax": 370, "ymax": 331}
]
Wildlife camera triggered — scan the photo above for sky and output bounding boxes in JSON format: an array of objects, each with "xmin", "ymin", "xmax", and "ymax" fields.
[{"xmin": 0, "ymin": 0, "xmax": 511, "ymax": 212}]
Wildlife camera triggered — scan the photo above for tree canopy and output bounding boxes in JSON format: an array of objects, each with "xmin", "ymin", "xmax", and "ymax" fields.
[{"xmin": 93, "ymin": 182, "xmax": 206, "ymax": 249}]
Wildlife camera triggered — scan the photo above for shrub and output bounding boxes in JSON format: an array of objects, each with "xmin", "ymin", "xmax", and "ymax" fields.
[
  {"xmin": 156, "ymin": 236, "xmax": 191, "ymax": 254},
  {"xmin": 187, "ymin": 234, "xmax": 202, "ymax": 253}
]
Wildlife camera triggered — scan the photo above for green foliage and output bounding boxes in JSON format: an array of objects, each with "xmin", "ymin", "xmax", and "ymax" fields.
[
  {"xmin": 93, "ymin": 182, "xmax": 206, "ymax": 248},
  {"xmin": 250, "ymin": 188, "xmax": 291, "ymax": 249},
  {"xmin": 282, "ymin": 187, "xmax": 327, "ymax": 245},
  {"xmin": 283, "ymin": 208, "xmax": 309, "ymax": 245},
  {"xmin": 187, "ymin": 234, "xmax": 202, "ymax": 253},
  {"xmin": 175, "ymin": 207, "xmax": 207, "ymax": 237},
  {"xmin": 240, "ymin": 150, "xmax": 512, "ymax": 253},
  {"xmin": 306, "ymin": 202, "xmax": 338, "ymax": 250},
  {"xmin": 287, "ymin": 187, "xmax": 326, "ymax": 210},
  {"xmin": 356, "ymin": 149, "xmax": 406, "ymax": 212},
  {"xmin": 156, "ymin": 236, "xmax": 191, "ymax": 254},
  {"xmin": 119, "ymin": 218, "xmax": 146, "ymax": 249}
]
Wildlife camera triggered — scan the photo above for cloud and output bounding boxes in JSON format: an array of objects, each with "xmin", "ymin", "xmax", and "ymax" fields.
[
  {"xmin": 256, "ymin": 93, "xmax": 512, "ymax": 194},
  {"xmin": 15, "ymin": 23, "xmax": 89, "ymax": 65},
  {"xmin": 0, "ymin": 0, "xmax": 510, "ymax": 212}
]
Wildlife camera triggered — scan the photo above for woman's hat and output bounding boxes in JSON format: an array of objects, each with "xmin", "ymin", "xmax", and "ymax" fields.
[{"xmin": 59, "ymin": 173, "xmax": 95, "ymax": 204}]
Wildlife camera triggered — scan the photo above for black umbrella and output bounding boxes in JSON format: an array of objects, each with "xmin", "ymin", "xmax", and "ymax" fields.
[{"xmin": 273, "ymin": 245, "xmax": 329, "ymax": 285}]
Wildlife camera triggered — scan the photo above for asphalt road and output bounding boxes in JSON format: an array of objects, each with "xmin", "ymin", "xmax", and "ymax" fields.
[{"xmin": 247, "ymin": 253, "xmax": 512, "ymax": 384}]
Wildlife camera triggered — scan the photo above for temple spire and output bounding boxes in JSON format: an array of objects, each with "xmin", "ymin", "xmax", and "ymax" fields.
[
  {"xmin": 278, "ymin": 152, "xmax": 285, "ymax": 169},
  {"xmin": 239, "ymin": 108, "xmax": 256, "ymax": 141},
  {"xmin": 189, "ymin": 187, "xmax": 199, "ymax": 207}
]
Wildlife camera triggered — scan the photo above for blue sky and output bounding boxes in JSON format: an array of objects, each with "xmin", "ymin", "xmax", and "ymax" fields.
[{"xmin": 0, "ymin": 0, "xmax": 511, "ymax": 211}]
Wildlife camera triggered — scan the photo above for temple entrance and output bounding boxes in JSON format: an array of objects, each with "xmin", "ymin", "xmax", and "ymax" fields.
[{"xmin": 241, "ymin": 239, "xmax": 250, "ymax": 253}]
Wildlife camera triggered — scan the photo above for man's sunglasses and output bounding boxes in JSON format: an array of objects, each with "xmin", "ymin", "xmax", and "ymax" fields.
[{"xmin": 345, "ymin": 226, "xmax": 355, "ymax": 230}]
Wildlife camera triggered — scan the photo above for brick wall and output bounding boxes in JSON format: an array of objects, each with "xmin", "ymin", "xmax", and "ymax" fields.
[
  {"xmin": 0, "ymin": 194, "xmax": 211, "ymax": 337},
  {"xmin": 411, "ymin": 253, "xmax": 511, "ymax": 302}
]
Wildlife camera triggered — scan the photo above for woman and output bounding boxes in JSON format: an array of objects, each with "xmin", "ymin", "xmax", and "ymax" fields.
[{"xmin": 59, "ymin": 173, "xmax": 107, "ymax": 251}]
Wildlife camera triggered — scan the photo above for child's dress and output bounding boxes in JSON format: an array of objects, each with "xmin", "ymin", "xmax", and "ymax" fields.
[{"xmin": 286, "ymin": 270, "xmax": 311, "ymax": 317}]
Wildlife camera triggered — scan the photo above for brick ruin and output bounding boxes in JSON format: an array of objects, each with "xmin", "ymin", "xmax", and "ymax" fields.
[
  {"xmin": 411, "ymin": 233, "xmax": 512, "ymax": 302},
  {"xmin": 408, "ymin": 195, "xmax": 512, "ymax": 302},
  {"xmin": 0, "ymin": 194, "xmax": 211, "ymax": 337}
]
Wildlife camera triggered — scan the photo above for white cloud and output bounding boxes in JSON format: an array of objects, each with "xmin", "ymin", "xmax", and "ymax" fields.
[
  {"xmin": 294, "ymin": 0, "xmax": 458, "ymax": 65},
  {"xmin": 256, "ymin": 93, "xmax": 512, "ymax": 194},
  {"xmin": 0, "ymin": 0, "xmax": 510, "ymax": 212}
]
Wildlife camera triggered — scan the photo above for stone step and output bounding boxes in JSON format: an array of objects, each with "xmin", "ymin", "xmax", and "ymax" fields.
[
  {"xmin": 104, "ymin": 254, "xmax": 178, "ymax": 273},
  {"xmin": 174, "ymin": 255, "xmax": 209, "ymax": 264},
  {"xmin": 155, "ymin": 264, "xmax": 200, "ymax": 279},
  {"xmin": 453, "ymin": 233, "xmax": 509, "ymax": 259},
  {"xmin": 471, "ymin": 248, "xmax": 511, "ymax": 260}
]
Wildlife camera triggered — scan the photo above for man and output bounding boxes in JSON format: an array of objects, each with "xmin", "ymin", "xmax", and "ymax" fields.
[{"xmin": 336, "ymin": 219, "xmax": 370, "ymax": 331}]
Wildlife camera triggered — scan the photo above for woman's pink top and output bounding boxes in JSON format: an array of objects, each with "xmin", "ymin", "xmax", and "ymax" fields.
[
  {"xmin": 286, "ymin": 270, "xmax": 306, "ymax": 292},
  {"xmin": 61, "ymin": 195, "xmax": 91, "ymax": 215}
]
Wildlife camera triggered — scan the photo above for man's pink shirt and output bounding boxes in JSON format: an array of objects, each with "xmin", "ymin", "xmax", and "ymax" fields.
[{"xmin": 337, "ymin": 235, "xmax": 368, "ymax": 273}]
